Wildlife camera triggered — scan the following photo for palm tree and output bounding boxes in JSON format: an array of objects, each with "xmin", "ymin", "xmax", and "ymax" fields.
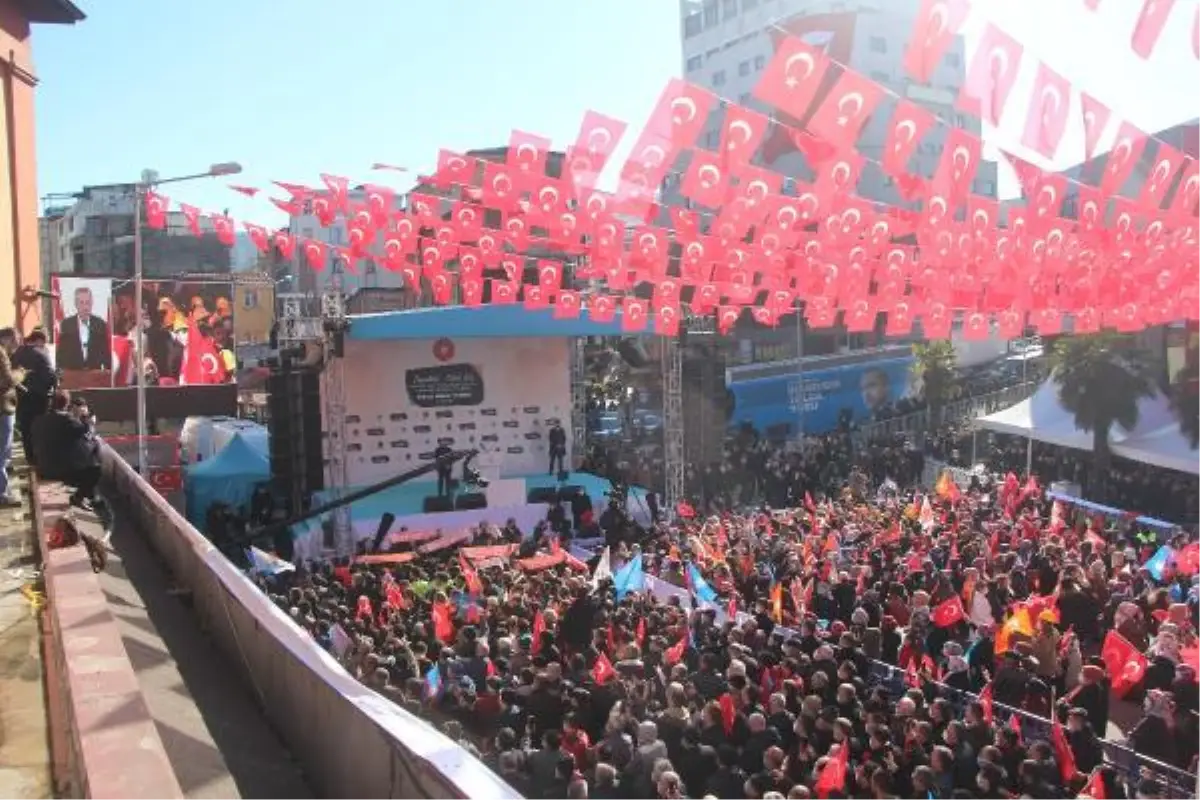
[
  {"xmin": 911, "ymin": 340, "xmax": 959, "ymax": 427},
  {"xmin": 1170, "ymin": 354, "xmax": 1199, "ymax": 448},
  {"xmin": 1050, "ymin": 332, "xmax": 1157, "ymax": 501}
]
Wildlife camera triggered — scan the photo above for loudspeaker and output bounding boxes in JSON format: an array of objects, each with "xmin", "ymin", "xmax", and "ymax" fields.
[
  {"xmin": 267, "ymin": 367, "xmax": 324, "ymax": 518},
  {"xmin": 454, "ymin": 492, "xmax": 487, "ymax": 510},
  {"xmin": 616, "ymin": 338, "xmax": 649, "ymax": 368},
  {"xmin": 527, "ymin": 487, "xmax": 560, "ymax": 505},
  {"xmin": 558, "ymin": 485, "xmax": 585, "ymax": 502},
  {"xmin": 423, "ymin": 495, "xmax": 454, "ymax": 513}
]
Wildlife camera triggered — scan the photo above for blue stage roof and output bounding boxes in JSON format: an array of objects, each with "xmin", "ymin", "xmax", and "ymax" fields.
[{"xmin": 349, "ymin": 304, "xmax": 649, "ymax": 340}]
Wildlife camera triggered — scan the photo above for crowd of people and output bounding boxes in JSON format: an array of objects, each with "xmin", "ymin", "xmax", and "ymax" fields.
[{"xmin": 253, "ymin": 455, "xmax": 1199, "ymax": 799}]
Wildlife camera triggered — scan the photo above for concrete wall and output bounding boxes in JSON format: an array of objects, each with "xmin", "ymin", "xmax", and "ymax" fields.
[
  {"xmin": 99, "ymin": 441, "xmax": 519, "ymax": 800},
  {"xmin": 0, "ymin": 4, "xmax": 45, "ymax": 332}
]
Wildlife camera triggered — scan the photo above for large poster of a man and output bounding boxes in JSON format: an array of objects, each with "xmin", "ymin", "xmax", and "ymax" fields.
[
  {"xmin": 111, "ymin": 280, "xmax": 235, "ymax": 386},
  {"xmin": 52, "ymin": 276, "xmax": 114, "ymax": 388}
]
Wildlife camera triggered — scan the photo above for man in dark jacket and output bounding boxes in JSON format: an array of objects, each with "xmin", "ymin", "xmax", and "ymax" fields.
[
  {"xmin": 32, "ymin": 390, "xmax": 101, "ymax": 508},
  {"xmin": 12, "ymin": 327, "xmax": 56, "ymax": 468}
]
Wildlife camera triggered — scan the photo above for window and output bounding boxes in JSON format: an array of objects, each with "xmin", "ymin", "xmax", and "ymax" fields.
[
  {"xmin": 869, "ymin": 36, "xmax": 887, "ymax": 53},
  {"xmin": 723, "ymin": 0, "xmax": 738, "ymax": 20},
  {"xmin": 703, "ymin": 0, "xmax": 718, "ymax": 27},
  {"xmin": 754, "ymin": 54, "xmax": 766, "ymax": 71},
  {"xmin": 705, "ymin": 48, "xmax": 719, "ymax": 61},
  {"xmin": 242, "ymin": 290, "xmax": 259, "ymax": 309},
  {"xmin": 684, "ymin": 12, "xmax": 702, "ymax": 37},
  {"xmin": 870, "ymin": 70, "xmax": 889, "ymax": 83},
  {"xmin": 945, "ymin": 52, "xmax": 960, "ymax": 67},
  {"xmin": 712, "ymin": 69, "xmax": 726, "ymax": 86},
  {"xmin": 704, "ymin": 129, "xmax": 720, "ymax": 148},
  {"xmin": 738, "ymin": 60, "xmax": 751, "ymax": 77},
  {"xmin": 686, "ymin": 55, "xmax": 703, "ymax": 72}
]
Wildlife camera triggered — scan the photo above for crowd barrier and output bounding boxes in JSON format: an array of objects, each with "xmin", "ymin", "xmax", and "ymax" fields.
[
  {"xmin": 853, "ymin": 382, "xmax": 1038, "ymax": 447},
  {"xmin": 98, "ymin": 441, "xmax": 520, "ymax": 800},
  {"xmin": 864, "ymin": 660, "xmax": 1198, "ymax": 799}
]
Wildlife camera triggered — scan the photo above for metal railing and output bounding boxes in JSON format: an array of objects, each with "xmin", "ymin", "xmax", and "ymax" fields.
[
  {"xmin": 852, "ymin": 381, "xmax": 1038, "ymax": 446},
  {"xmin": 866, "ymin": 660, "xmax": 1197, "ymax": 799}
]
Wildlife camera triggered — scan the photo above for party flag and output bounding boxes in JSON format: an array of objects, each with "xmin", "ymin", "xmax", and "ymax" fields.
[{"xmin": 613, "ymin": 553, "xmax": 645, "ymax": 600}]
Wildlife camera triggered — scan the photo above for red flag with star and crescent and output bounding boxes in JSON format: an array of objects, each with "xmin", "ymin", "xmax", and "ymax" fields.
[{"xmin": 1101, "ymin": 630, "xmax": 1149, "ymax": 699}]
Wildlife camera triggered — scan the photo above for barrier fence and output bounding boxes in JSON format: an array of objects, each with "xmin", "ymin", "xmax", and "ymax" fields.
[
  {"xmin": 865, "ymin": 660, "xmax": 1198, "ymax": 799},
  {"xmin": 98, "ymin": 441, "xmax": 520, "ymax": 800},
  {"xmin": 853, "ymin": 382, "xmax": 1038, "ymax": 447}
]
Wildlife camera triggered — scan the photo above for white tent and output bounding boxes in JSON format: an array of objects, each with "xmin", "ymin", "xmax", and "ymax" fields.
[
  {"xmin": 976, "ymin": 379, "xmax": 1199, "ymax": 475},
  {"xmin": 1115, "ymin": 425, "xmax": 1200, "ymax": 475}
]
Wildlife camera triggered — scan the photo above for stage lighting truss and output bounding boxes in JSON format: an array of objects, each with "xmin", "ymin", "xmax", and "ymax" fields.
[
  {"xmin": 570, "ymin": 337, "xmax": 588, "ymax": 470},
  {"xmin": 662, "ymin": 334, "xmax": 685, "ymax": 513},
  {"xmin": 320, "ymin": 277, "xmax": 353, "ymax": 556}
]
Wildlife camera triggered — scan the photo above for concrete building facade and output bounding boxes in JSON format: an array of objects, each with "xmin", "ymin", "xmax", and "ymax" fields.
[
  {"xmin": 1, "ymin": 0, "xmax": 85, "ymax": 332},
  {"xmin": 42, "ymin": 183, "xmax": 232, "ymax": 279}
]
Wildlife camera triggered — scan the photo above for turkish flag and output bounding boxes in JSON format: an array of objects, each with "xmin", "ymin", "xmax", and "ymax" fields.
[
  {"xmin": 1021, "ymin": 61, "xmax": 1072, "ymax": 159},
  {"xmin": 320, "ymin": 173, "xmax": 350, "ymax": 211},
  {"xmin": 664, "ymin": 631, "xmax": 688, "ymax": 666},
  {"xmin": 806, "ymin": 66, "xmax": 884, "ymax": 147},
  {"xmin": 144, "ymin": 191, "xmax": 169, "ymax": 229},
  {"xmin": 432, "ymin": 602, "xmax": 454, "ymax": 643},
  {"xmin": 179, "ymin": 203, "xmax": 202, "ymax": 236},
  {"xmin": 591, "ymin": 652, "xmax": 617, "ymax": 686},
  {"xmin": 1079, "ymin": 93, "xmax": 1112, "ymax": 162},
  {"xmin": 904, "ymin": 0, "xmax": 970, "ymax": 83},
  {"xmin": 243, "ymin": 223, "xmax": 270, "ymax": 253},
  {"xmin": 931, "ymin": 595, "xmax": 967, "ymax": 628},
  {"xmin": 180, "ymin": 322, "xmax": 224, "ymax": 386},
  {"xmin": 531, "ymin": 610, "xmax": 547, "ymax": 655},
  {"xmin": 754, "ymin": 36, "xmax": 834, "ymax": 123},
  {"xmin": 959, "ymin": 22, "xmax": 1024, "ymax": 125},
  {"xmin": 719, "ymin": 104, "xmax": 770, "ymax": 167},
  {"xmin": 978, "ymin": 681, "xmax": 995, "ymax": 724},
  {"xmin": 1101, "ymin": 630, "xmax": 1148, "ymax": 699},
  {"xmin": 814, "ymin": 741, "xmax": 849, "ymax": 798},
  {"xmin": 882, "ymin": 100, "xmax": 935, "ymax": 176},
  {"xmin": 1131, "ymin": 0, "xmax": 1176, "ymax": 58}
]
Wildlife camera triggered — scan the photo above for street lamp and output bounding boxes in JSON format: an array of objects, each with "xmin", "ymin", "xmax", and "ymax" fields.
[{"xmin": 132, "ymin": 162, "xmax": 242, "ymax": 474}]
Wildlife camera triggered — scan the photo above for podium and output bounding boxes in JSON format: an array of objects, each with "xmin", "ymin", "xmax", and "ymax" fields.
[{"xmin": 486, "ymin": 478, "xmax": 527, "ymax": 507}]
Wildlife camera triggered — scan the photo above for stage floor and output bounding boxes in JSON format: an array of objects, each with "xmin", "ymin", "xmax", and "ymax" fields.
[{"xmin": 292, "ymin": 472, "xmax": 651, "ymax": 557}]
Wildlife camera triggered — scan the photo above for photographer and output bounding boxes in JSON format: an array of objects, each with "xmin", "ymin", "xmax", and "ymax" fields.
[{"xmin": 31, "ymin": 390, "xmax": 102, "ymax": 510}]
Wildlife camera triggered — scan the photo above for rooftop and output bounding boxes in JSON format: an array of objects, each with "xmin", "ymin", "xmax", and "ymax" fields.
[{"xmin": 19, "ymin": 0, "xmax": 85, "ymax": 24}]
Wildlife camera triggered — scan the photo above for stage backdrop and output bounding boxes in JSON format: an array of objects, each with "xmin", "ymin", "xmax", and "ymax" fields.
[{"xmin": 332, "ymin": 336, "xmax": 574, "ymax": 486}]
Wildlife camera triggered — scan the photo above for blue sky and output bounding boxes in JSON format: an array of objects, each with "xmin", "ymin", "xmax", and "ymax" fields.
[
  {"xmin": 33, "ymin": 0, "xmax": 682, "ymax": 225},
  {"xmin": 32, "ymin": 0, "xmax": 1198, "ymax": 226}
]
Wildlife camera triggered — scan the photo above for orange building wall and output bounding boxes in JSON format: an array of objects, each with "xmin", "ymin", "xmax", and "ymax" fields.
[{"xmin": 0, "ymin": 2, "xmax": 45, "ymax": 333}]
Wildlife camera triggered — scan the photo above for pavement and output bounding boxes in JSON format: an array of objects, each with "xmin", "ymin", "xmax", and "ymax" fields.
[
  {"xmin": 0, "ymin": 464, "xmax": 51, "ymax": 800},
  {"xmin": 93, "ymin": 502, "xmax": 313, "ymax": 799}
]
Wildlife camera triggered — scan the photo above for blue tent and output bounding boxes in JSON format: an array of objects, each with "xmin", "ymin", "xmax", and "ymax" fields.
[{"xmin": 185, "ymin": 432, "xmax": 270, "ymax": 526}]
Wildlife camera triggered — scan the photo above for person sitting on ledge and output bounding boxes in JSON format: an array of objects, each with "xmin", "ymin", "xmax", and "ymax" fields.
[{"xmin": 32, "ymin": 389, "xmax": 102, "ymax": 510}]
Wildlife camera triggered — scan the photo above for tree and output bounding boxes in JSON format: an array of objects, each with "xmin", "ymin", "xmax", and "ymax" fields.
[
  {"xmin": 911, "ymin": 340, "xmax": 959, "ymax": 426},
  {"xmin": 1170, "ymin": 352, "xmax": 1199, "ymax": 448},
  {"xmin": 1050, "ymin": 332, "xmax": 1157, "ymax": 501}
]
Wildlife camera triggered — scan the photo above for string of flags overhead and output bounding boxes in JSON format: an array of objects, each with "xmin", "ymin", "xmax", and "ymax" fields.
[{"xmin": 142, "ymin": 0, "xmax": 1197, "ymax": 340}]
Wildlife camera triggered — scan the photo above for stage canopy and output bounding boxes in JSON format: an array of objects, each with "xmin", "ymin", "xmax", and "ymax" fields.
[
  {"xmin": 348, "ymin": 304, "xmax": 650, "ymax": 341},
  {"xmin": 976, "ymin": 379, "xmax": 1199, "ymax": 476}
]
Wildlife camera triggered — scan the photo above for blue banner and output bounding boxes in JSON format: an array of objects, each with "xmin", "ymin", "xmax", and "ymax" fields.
[{"xmin": 727, "ymin": 357, "xmax": 915, "ymax": 435}]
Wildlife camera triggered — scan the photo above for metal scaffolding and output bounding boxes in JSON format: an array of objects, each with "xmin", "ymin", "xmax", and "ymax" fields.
[
  {"xmin": 569, "ymin": 336, "xmax": 589, "ymax": 470},
  {"xmin": 320, "ymin": 279, "xmax": 352, "ymax": 556},
  {"xmin": 661, "ymin": 334, "xmax": 685, "ymax": 514}
]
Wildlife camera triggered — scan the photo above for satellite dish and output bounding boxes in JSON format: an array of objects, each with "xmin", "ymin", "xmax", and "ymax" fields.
[{"xmin": 140, "ymin": 169, "xmax": 160, "ymax": 186}]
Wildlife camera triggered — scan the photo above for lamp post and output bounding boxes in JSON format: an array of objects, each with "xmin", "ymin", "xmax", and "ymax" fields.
[{"xmin": 132, "ymin": 162, "xmax": 242, "ymax": 474}]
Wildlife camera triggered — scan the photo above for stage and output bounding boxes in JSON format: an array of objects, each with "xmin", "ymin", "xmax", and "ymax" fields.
[{"xmin": 289, "ymin": 470, "xmax": 652, "ymax": 563}]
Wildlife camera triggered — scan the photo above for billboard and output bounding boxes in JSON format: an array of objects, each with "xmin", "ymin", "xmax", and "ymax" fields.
[
  {"xmin": 728, "ymin": 357, "xmax": 915, "ymax": 435},
  {"xmin": 110, "ymin": 279, "xmax": 236, "ymax": 387},
  {"xmin": 335, "ymin": 336, "xmax": 573, "ymax": 486},
  {"xmin": 51, "ymin": 275, "xmax": 115, "ymax": 390},
  {"xmin": 50, "ymin": 274, "xmax": 236, "ymax": 390}
]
